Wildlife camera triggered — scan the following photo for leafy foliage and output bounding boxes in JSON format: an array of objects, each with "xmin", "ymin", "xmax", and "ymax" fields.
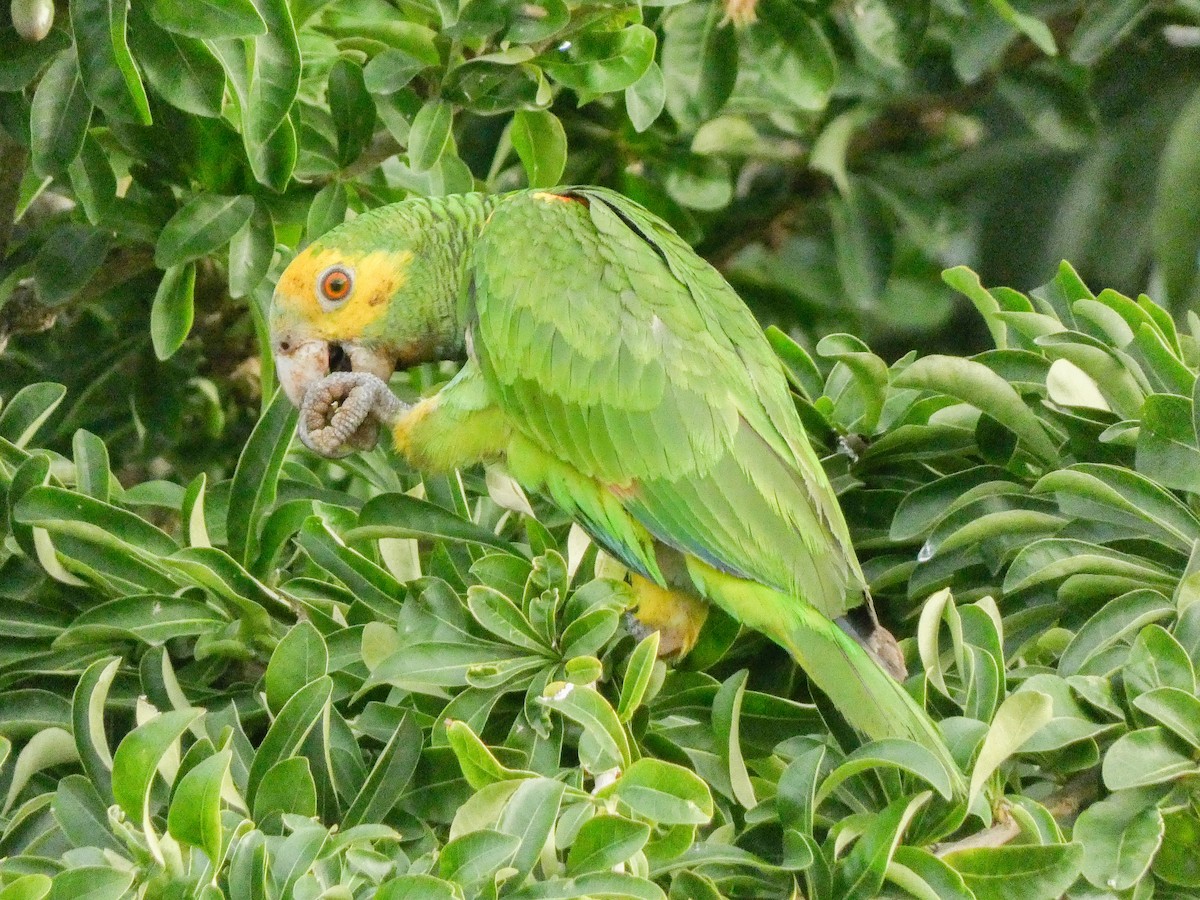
[
  {"xmin": 0, "ymin": 265, "xmax": 1195, "ymax": 898},
  {"xmin": 2, "ymin": 1, "xmax": 1200, "ymax": 897}
]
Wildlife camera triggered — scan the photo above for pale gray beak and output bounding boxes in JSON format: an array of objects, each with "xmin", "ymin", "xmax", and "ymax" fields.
[{"xmin": 272, "ymin": 338, "xmax": 395, "ymax": 407}]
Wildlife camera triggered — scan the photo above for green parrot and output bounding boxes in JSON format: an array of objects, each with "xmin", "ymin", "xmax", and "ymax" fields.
[{"xmin": 270, "ymin": 186, "xmax": 960, "ymax": 783}]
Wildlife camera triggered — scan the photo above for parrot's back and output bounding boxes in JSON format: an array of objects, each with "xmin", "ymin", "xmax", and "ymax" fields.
[{"xmin": 471, "ymin": 187, "xmax": 870, "ymax": 624}]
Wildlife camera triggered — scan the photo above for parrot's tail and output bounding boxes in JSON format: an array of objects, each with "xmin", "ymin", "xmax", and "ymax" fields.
[{"xmin": 685, "ymin": 558, "xmax": 965, "ymax": 796}]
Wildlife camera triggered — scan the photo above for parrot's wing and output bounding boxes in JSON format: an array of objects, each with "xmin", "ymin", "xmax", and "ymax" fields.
[{"xmin": 472, "ymin": 188, "xmax": 864, "ymax": 619}]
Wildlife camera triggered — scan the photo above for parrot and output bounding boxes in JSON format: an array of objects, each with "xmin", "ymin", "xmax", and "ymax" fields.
[{"xmin": 269, "ymin": 186, "xmax": 962, "ymax": 786}]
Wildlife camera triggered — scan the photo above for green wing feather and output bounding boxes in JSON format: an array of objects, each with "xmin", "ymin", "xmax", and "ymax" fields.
[{"xmin": 472, "ymin": 187, "xmax": 864, "ymax": 619}]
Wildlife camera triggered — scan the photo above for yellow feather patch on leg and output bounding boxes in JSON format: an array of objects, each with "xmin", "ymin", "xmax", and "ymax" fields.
[{"xmin": 629, "ymin": 574, "xmax": 709, "ymax": 659}]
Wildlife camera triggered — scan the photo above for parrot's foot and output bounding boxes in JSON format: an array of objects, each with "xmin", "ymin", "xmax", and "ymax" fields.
[
  {"xmin": 865, "ymin": 627, "xmax": 908, "ymax": 681},
  {"xmin": 626, "ymin": 575, "xmax": 709, "ymax": 660},
  {"xmin": 298, "ymin": 371, "xmax": 409, "ymax": 458}
]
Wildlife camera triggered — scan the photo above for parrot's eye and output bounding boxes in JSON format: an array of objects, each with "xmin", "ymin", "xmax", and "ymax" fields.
[{"xmin": 317, "ymin": 265, "xmax": 354, "ymax": 309}]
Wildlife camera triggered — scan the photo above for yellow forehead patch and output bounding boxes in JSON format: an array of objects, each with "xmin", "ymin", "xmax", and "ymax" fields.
[{"xmin": 276, "ymin": 247, "xmax": 414, "ymax": 339}]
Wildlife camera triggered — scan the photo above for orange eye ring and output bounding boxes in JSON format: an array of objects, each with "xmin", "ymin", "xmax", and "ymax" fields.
[{"xmin": 317, "ymin": 265, "xmax": 354, "ymax": 307}]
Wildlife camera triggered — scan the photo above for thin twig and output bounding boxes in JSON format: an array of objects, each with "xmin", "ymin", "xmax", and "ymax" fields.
[
  {"xmin": 0, "ymin": 134, "xmax": 28, "ymax": 262},
  {"xmin": 933, "ymin": 770, "xmax": 1101, "ymax": 856}
]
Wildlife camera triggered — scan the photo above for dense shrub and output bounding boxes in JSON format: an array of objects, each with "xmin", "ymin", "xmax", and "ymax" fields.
[
  {"xmin": 0, "ymin": 265, "xmax": 1195, "ymax": 898},
  {"xmin": 2, "ymin": 1, "xmax": 1200, "ymax": 898}
]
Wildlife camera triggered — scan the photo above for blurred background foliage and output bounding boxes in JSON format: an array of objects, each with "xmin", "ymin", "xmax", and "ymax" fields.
[{"xmin": 2, "ymin": 0, "xmax": 1200, "ymax": 481}]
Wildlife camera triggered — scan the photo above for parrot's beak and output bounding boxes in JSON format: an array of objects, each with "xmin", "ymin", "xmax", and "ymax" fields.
[{"xmin": 273, "ymin": 338, "xmax": 395, "ymax": 406}]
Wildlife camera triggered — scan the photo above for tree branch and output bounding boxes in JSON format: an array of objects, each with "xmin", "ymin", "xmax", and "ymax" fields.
[{"xmin": 0, "ymin": 134, "xmax": 28, "ymax": 262}]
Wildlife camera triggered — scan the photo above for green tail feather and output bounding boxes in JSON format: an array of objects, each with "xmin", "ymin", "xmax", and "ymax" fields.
[{"xmin": 686, "ymin": 558, "xmax": 966, "ymax": 797}]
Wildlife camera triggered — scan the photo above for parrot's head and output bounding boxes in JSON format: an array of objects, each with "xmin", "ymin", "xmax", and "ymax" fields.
[{"xmin": 269, "ymin": 217, "xmax": 451, "ymax": 406}]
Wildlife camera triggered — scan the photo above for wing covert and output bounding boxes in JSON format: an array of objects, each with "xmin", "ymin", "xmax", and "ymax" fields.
[{"xmin": 471, "ymin": 188, "xmax": 864, "ymax": 617}]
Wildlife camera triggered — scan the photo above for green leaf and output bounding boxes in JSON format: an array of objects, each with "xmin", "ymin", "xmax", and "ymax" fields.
[
  {"xmin": 498, "ymin": 777, "xmax": 566, "ymax": 880},
  {"xmin": 539, "ymin": 681, "xmax": 630, "ymax": 773},
  {"xmin": 128, "ymin": 7, "xmax": 225, "ymax": 117},
  {"xmin": 1132, "ymin": 687, "xmax": 1200, "ymax": 748},
  {"xmin": 1033, "ymin": 463, "xmax": 1200, "ymax": 554},
  {"xmin": 889, "ymin": 846, "xmax": 974, "ymax": 900},
  {"xmin": 409, "ymin": 99, "xmax": 453, "ymax": 173},
  {"xmin": 943, "ymin": 843, "xmax": 1083, "ymax": 900},
  {"xmin": 892, "ymin": 355, "xmax": 1059, "ymax": 464},
  {"xmin": 1124, "ymin": 623, "xmax": 1195, "ymax": 701},
  {"xmin": 363, "ymin": 48, "xmax": 427, "ymax": 95},
  {"xmin": 1073, "ymin": 789, "xmax": 1164, "ymax": 890},
  {"xmin": 69, "ymin": 0, "xmax": 151, "ymax": 125},
  {"xmin": 1011, "ymin": 674, "xmax": 1117, "ymax": 752},
  {"xmin": 305, "ymin": 181, "xmax": 348, "ymax": 241},
  {"xmin": 0, "ymin": 875, "xmax": 52, "ymax": 900},
  {"xmin": 968, "ymin": 690, "xmax": 1053, "ymax": 803},
  {"xmin": 816, "ymin": 738, "xmax": 956, "ymax": 805},
  {"xmin": 1059, "ymin": 588, "xmax": 1174, "ymax": 676},
  {"xmin": 1153, "ymin": 84, "xmax": 1200, "ymax": 309},
  {"xmin": 265, "ymin": 621, "xmax": 329, "ymax": 715},
  {"xmin": 156, "ymin": 194, "xmax": 255, "ymax": 269},
  {"xmin": 511, "ymin": 109, "xmax": 567, "ymax": 189},
  {"xmin": 817, "ymin": 333, "xmax": 888, "ymax": 432},
  {"xmin": 376, "ymin": 876, "xmax": 459, "ymax": 900},
  {"xmin": 372, "ymin": 640, "xmax": 523, "ymax": 691},
  {"xmin": 1137, "ymin": 393, "xmax": 1200, "ymax": 493},
  {"xmin": 712, "ymin": 669, "xmax": 755, "ymax": 809},
  {"xmin": 617, "ymin": 631, "xmax": 659, "ymax": 723},
  {"xmin": 987, "ymin": 0, "xmax": 1056, "ymax": 55},
  {"xmin": 67, "ymin": 133, "xmax": 117, "ymax": 226},
  {"xmin": 71, "ymin": 428, "xmax": 110, "ymax": 502},
  {"xmin": 32, "ymin": 223, "xmax": 110, "ymax": 305},
  {"xmin": 541, "ymin": 25, "xmax": 656, "ymax": 94},
  {"xmin": 1070, "ymin": 0, "xmax": 1149, "ymax": 64},
  {"xmin": 349, "ymin": 492, "xmax": 519, "ymax": 553},
  {"xmin": 245, "ymin": 675, "xmax": 331, "ymax": 807},
  {"xmin": 227, "ymin": 389, "xmax": 297, "ymax": 566},
  {"xmin": 16, "ymin": 485, "xmax": 179, "ymax": 555},
  {"xmin": 567, "ymin": 815, "xmax": 651, "ymax": 876},
  {"xmin": 63, "ymin": 593, "xmax": 226, "ymax": 645},
  {"xmin": 146, "ymin": 0, "xmax": 266, "ymax": 38},
  {"xmin": 1154, "ymin": 809, "xmax": 1200, "ymax": 888},
  {"xmin": 1102, "ymin": 727, "xmax": 1198, "ymax": 790},
  {"xmin": 28, "ymin": 46, "xmax": 91, "ymax": 176},
  {"xmin": 252, "ymin": 755, "xmax": 317, "ymax": 827},
  {"xmin": 112, "ymin": 708, "xmax": 203, "ymax": 820},
  {"xmin": 625, "ymin": 61, "xmax": 666, "ymax": 133},
  {"xmin": 5, "ymin": 726, "xmax": 77, "ymax": 814},
  {"xmin": 0, "ymin": 22, "xmax": 68, "ymax": 91},
  {"xmin": 167, "ymin": 748, "xmax": 231, "ymax": 862},
  {"xmin": 342, "ymin": 712, "xmax": 420, "ymax": 828},
  {"xmin": 661, "ymin": 5, "xmax": 737, "ymax": 129},
  {"xmin": 296, "ymin": 518, "xmax": 405, "ymax": 620},
  {"xmin": 466, "ymin": 585, "xmax": 549, "ymax": 653},
  {"xmin": 228, "ymin": 203, "xmax": 274, "ymax": 299},
  {"xmin": 48, "ymin": 868, "xmax": 133, "ymax": 900},
  {"xmin": 0, "ymin": 388, "xmax": 60, "ymax": 455},
  {"xmin": 603, "ymin": 758, "xmax": 713, "ymax": 826},
  {"xmin": 446, "ymin": 719, "xmax": 535, "ymax": 790},
  {"xmin": 438, "ymin": 829, "xmax": 520, "ymax": 890},
  {"xmin": 329, "ymin": 57, "xmax": 375, "ymax": 167},
  {"xmin": 212, "ymin": 0, "xmax": 300, "ymax": 190},
  {"xmin": 71, "ymin": 657, "xmax": 120, "ymax": 803},
  {"xmin": 150, "ymin": 263, "xmax": 197, "ymax": 361},
  {"xmin": 836, "ymin": 792, "xmax": 931, "ymax": 900}
]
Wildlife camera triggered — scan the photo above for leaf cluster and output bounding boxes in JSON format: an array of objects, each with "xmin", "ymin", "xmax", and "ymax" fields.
[
  {"xmin": 0, "ymin": 265, "xmax": 1195, "ymax": 898},
  {"xmin": 3, "ymin": 0, "xmax": 1200, "ymax": 482}
]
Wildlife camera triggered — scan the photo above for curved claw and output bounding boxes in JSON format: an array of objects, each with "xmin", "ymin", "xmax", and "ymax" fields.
[{"xmin": 298, "ymin": 372, "xmax": 409, "ymax": 459}]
